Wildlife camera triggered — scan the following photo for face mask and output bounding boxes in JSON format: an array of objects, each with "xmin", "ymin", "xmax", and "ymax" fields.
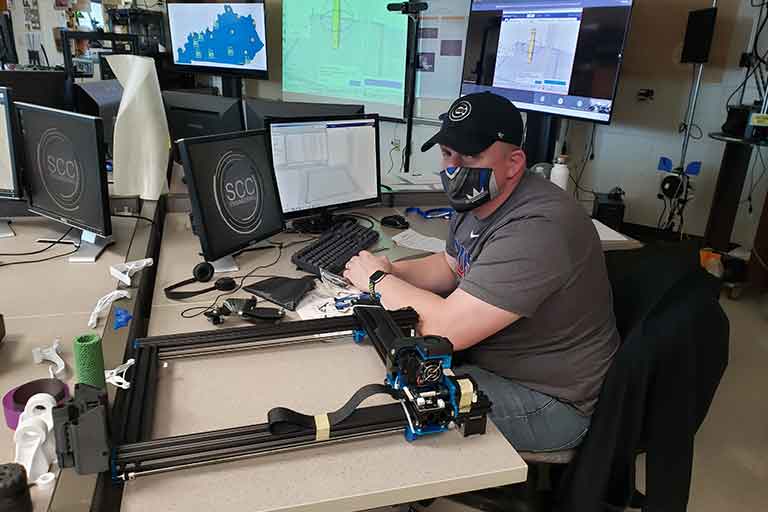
[{"xmin": 439, "ymin": 166, "xmax": 499, "ymax": 212}]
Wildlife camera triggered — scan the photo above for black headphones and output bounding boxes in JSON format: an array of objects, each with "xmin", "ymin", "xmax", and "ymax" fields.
[{"xmin": 164, "ymin": 262, "xmax": 238, "ymax": 301}]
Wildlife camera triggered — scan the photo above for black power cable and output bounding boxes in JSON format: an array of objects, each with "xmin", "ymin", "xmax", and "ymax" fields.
[{"xmin": 0, "ymin": 227, "xmax": 74, "ymax": 257}]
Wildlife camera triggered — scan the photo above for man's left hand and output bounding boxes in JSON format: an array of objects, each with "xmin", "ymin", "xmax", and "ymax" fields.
[{"xmin": 343, "ymin": 251, "xmax": 393, "ymax": 291}]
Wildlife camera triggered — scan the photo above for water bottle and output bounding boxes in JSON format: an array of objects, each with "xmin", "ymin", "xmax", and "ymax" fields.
[{"xmin": 550, "ymin": 155, "xmax": 570, "ymax": 191}]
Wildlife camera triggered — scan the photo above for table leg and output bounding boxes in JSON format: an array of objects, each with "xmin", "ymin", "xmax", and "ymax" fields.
[{"xmin": 704, "ymin": 142, "xmax": 754, "ymax": 251}]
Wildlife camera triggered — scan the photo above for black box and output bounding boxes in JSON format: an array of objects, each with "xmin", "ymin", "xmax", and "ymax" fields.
[{"xmin": 592, "ymin": 193, "xmax": 625, "ymax": 231}]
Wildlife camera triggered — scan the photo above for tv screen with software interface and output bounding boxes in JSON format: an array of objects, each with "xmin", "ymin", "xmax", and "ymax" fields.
[
  {"xmin": 266, "ymin": 114, "xmax": 381, "ymax": 218},
  {"xmin": 167, "ymin": 0, "xmax": 268, "ymax": 78},
  {"xmin": 462, "ymin": 0, "xmax": 634, "ymax": 123},
  {"xmin": 0, "ymin": 87, "xmax": 20, "ymax": 199}
]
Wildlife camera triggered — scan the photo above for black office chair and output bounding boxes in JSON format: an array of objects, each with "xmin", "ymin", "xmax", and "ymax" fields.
[{"xmin": 442, "ymin": 242, "xmax": 729, "ymax": 512}]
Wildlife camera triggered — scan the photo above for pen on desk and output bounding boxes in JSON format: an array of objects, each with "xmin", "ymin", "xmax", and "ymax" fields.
[{"xmin": 372, "ymin": 247, "xmax": 390, "ymax": 254}]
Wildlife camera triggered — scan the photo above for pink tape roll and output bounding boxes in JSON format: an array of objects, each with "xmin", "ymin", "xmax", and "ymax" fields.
[
  {"xmin": 2, "ymin": 387, "xmax": 20, "ymax": 430},
  {"xmin": 3, "ymin": 379, "xmax": 70, "ymax": 430}
]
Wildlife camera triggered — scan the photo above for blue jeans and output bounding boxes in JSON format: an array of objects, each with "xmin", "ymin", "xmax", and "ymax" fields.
[{"xmin": 456, "ymin": 365, "xmax": 591, "ymax": 452}]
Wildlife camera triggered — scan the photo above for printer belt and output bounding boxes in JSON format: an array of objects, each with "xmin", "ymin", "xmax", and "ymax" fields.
[{"xmin": 267, "ymin": 383, "xmax": 396, "ymax": 435}]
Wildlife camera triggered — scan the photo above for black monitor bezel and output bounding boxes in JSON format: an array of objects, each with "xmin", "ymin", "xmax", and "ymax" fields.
[
  {"xmin": 177, "ymin": 129, "xmax": 285, "ymax": 262},
  {"xmin": 0, "ymin": 86, "xmax": 21, "ymax": 199},
  {"xmin": 165, "ymin": 0, "xmax": 269, "ymax": 80},
  {"xmin": 461, "ymin": 0, "xmax": 635, "ymax": 125},
  {"xmin": 15, "ymin": 102, "xmax": 112, "ymax": 237},
  {"xmin": 243, "ymin": 97, "xmax": 366, "ymax": 130},
  {"xmin": 265, "ymin": 113, "xmax": 382, "ymax": 220}
]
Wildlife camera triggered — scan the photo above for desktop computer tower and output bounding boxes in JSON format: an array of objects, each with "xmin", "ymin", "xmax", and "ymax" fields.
[{"xmin": 592, "ymin": 193, "xmax": 625, "ymax": 232}]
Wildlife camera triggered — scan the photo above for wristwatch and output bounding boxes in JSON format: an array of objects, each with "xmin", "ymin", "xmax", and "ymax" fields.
[{"xmin": 369, "ymin": 270, "xmax": 390, "ymax": 296}]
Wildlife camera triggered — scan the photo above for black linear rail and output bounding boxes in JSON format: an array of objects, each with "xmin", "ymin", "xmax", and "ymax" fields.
[
  {"xmin": 117, "ymin": 309, "xmax": 419, "ymax": 445},
  {"xmin": 133, "ymin": 308, "xmax": 420, "ymax": 352},
  {"xmin": 353, "ymin": 306, "xmax": 408, "ymax": 364},
  {"xmin": 114, "ymin": 404, "xmax": 407, "ymax": 477},
  {"xmin": 121, "ymin": 344, "xmax": 158, "ymax": 444}
]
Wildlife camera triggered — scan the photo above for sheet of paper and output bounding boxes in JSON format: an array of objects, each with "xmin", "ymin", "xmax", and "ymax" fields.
[
  {"xmin": 592, "ymin": 219, "xmax": 628, "ymax": 242},
  {"xmin": 295, "ymin": 290, "xmax": 353, "ymax": 321},
  {"xmin": 391, "ymin": 229, "xmax": 446, "ymax": 254}
]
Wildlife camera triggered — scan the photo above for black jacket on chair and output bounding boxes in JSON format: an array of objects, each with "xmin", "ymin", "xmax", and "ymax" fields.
[{"xmin": 556, "ymin": 243, "xmax": 729, "ymax": 512}]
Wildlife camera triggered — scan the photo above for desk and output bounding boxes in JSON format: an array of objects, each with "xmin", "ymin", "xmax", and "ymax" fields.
[
  {"xmin": 0, "ymin": 203, "xmax": 159, "ymax": 511},
  {"xmin": 120, "ymin": 210, "xmax": 528, "ymax": 512}
]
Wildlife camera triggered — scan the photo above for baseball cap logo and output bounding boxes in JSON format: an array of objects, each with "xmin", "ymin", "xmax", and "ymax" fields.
[{"xmin": 448, "ymin": 100, "xmax": 472, "ymax": 122}]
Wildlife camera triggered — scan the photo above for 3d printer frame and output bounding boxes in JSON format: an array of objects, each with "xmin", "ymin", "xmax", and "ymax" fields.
[{"xmin": 54, "ymin": 306, "xmax": 491, "ymax": 497}]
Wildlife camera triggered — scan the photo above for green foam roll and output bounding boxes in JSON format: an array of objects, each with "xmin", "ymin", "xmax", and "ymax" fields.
[{"xmin": 74, "ymin": 334, "xmax": 106, "ymax": 389}]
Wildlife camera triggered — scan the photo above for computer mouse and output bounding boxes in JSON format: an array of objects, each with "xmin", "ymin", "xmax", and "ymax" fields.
[{"xmin": 381, "ymin": 215, "xmax": 409, "ymax": 229}]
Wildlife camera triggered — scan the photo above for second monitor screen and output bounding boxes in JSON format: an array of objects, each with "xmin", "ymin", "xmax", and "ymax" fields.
[
  {"xmin": 268, "ymin": 116, "xmax": 380, "ymax": 216},
  {"xmin": 0, "ymin": 89, "xmax": 17, "ymax": 196}
]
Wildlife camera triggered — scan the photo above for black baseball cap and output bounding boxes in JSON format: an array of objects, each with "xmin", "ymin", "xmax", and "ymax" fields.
[{"xmin": 421, "ymin": 92, "xmax": 524, "ymax": 155}]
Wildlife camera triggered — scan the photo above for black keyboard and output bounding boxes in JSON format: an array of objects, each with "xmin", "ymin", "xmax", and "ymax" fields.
[{"xmin": 292, "ymin": 220, "xmax": 380, "ymax": 276}]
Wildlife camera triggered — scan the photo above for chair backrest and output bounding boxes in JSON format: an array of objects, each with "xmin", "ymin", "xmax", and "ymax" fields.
[
  {"xmin": 604, "ymin": 242, "xmax": 701, "ymax": 340},
  {"xmin": 557, "ymin": 242, "xmax": 729, "ymax": 511}
]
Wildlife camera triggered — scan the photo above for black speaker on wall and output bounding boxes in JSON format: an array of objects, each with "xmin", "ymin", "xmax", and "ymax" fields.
[{"xmin": 681, "ymin": 7, "xmax": 718, "ymax": 64}]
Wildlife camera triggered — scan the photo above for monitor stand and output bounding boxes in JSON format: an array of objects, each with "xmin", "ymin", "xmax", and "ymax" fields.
[
  {"xmin": 0, "ymin": 219, "xmax": 15, "ymax": 239},
  {"xmin": 291, "ymin": 212, "xmax": 345, "ymax": 234},
  {"xmin": 37, "ymin": 228, "xmax": 115, "ymax": 263},
  {"xmin": 210, "ymin": 254, "xmax": 239, "ymax": 273}
]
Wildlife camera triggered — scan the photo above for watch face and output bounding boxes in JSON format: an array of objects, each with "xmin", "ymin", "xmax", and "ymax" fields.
[{"xmin": 370, "ymin": 271, "xmax": 388, "ymax": 283}]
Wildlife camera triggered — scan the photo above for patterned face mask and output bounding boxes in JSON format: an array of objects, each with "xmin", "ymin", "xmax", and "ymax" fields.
[{"xmin": 439, "ymin": 166, "xmax": 499, "ymax": 212}]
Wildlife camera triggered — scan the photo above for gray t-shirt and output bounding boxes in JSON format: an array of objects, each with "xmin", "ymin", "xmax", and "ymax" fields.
[{"xmin": 446, "ymin": 172, "xmax": 619, "ymax": 415}]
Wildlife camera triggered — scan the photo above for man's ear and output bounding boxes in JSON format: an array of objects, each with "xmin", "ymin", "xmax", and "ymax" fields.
[{"xmin": 503, "ymin": 148, "xmax": 527, "ymax": 179}]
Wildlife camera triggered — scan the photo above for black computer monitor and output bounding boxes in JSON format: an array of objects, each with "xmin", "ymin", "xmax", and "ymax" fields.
[
  {"xmin": 177, "ymin": 130, "xmax": 284, "ymax": 271},
  {"xmin": 16, "ymin": 103, "xmax": 113, "ymax": 263},
  {"xmin": 0, "ymin": 70, "xmax": 72, "ymax": 111},
  {"xmin": 163, "ymin": 90, "xmax": 245, "ymax": 142},
  {"xmin": 0, "ymin": 87, "xmax": 33, "ymax": 239},
  {"xmin": 461, "ymin": 0, "xmax": 634, "ymax": 124},
  {"xmin": 75, "ymin": 80, "xmax": 123, "ymax": 157},
  {"xmin": 266, "ymin": 114, "xmax": 381, "ymax": 232},
  {"xmin": 245, "ymin": 97, "xmax": 364, "ymax": 130}
]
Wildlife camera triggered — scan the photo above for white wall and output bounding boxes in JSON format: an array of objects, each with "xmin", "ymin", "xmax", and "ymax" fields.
[{"xmin": 567, "ymin": 0, "xmax": 764, "ymax": 247}]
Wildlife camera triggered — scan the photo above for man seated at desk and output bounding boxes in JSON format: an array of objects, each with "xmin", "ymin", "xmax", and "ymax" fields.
[{"xmin": 344, "ymin": 92, "xmax": 619, "ymax": 452}]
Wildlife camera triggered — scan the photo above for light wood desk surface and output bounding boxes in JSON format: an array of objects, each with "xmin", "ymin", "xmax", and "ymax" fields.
[
  {"xmin": 121, "ymin": 211, "xmax": 527, "ymax": 512},
  {"xmin": 0, "ymin": 215, "xmax": 141, "ymax": 510},
  {"xmin": 0, "ymin": 216, "xmax": 139, "ymax": 317}
]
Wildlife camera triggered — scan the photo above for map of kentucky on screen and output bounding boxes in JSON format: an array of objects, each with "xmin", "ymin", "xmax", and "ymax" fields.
[{"xmin": 169, "ymin": 3, "xmax": 268, "ymax": 71}]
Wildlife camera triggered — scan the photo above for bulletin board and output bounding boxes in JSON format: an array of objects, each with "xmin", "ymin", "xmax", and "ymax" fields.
[{"xmin": 413, "ymin": 0, "xmax": 471, "ymax": 120}]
